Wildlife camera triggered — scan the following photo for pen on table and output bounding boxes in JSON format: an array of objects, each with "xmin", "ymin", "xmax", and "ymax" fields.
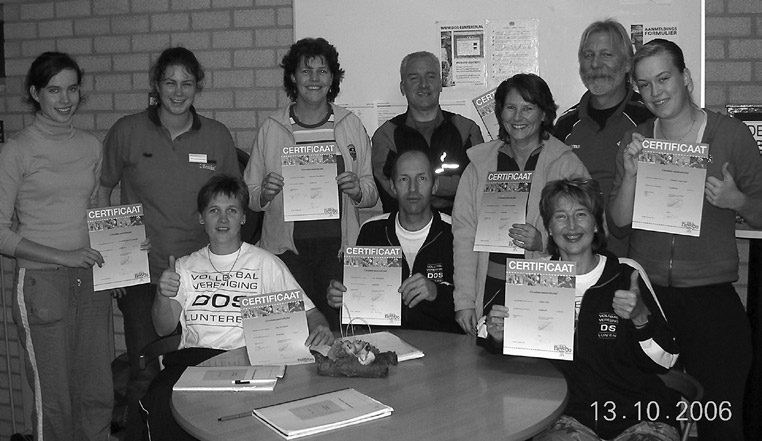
[
  {"xmin": 234, "ymin": 379, "xmax": 252, "ymax": 384},
  {"xmin": 218, "ymin": 410, "xmax": 254, "ymax": 422}
]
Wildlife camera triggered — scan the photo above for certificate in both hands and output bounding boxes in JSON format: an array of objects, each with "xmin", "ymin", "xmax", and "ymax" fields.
[
  {"xmin": 633, "ymin": 138, "xmax": 710, "ymax": 236},
  {"xmin": 474, "ymin": 171, "xmax": 532, "ymax": 254},
  {"xmin": 280, "ymin": 143, "xmax": 340, "ymax": 222},
  {"xmin": 502, "ymin": 258, "xmax": 576, "ymax": 361},
  {"xmin": 341, "ymin": 246, "xmax": 403, "ymax": 327}
]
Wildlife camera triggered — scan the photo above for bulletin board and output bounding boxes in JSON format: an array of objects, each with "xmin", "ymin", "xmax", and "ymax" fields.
[{"xmin": 294, "ymin": 0, "xmax": 704, "ymax": 139}]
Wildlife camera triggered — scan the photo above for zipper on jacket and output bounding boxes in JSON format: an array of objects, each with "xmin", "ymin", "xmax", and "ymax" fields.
[{"xmin": 667, "ymin": 235, "xmax": 675, "ymax": 287}]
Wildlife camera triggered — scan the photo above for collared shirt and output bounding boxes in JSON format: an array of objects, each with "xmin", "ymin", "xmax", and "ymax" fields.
[{"xmin": 101, "ymin": 106, "xmax": 240, "ymax": 280}]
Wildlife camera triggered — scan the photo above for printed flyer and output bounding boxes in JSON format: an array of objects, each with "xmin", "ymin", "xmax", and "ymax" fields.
[
  {"xmin": 472, "ymin": 88, "xmax": 499, "ymax": 140},
  {"xmin": 87, "ymin": 203, "xmax": 149, "ymax": 291},
  {"xmin": 342, "ymin": 246, "xmax": 402, "ymax": 327},
  {"xmin": 474, "ymin": 171, "xmax": 532, "ymax": 254},
  {"xmin": 281, "ymin": 143, "xmax": 340, "ymax": 222},
  {"xmin": 503, "ymin": 259, "xmax": 576, "ymax": 361},
  {"xmin": 633, "ymin": 138, "xmax": 709, "ymax": 236},
  {"xmin": 241, "ymin": 289, "xmax": 315, "ymax": 365}
]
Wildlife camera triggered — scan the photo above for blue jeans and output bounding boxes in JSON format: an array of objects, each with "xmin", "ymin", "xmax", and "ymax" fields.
[{"xmin": 117, "ymin": 283, "xmax": 162, "ymax": 441}]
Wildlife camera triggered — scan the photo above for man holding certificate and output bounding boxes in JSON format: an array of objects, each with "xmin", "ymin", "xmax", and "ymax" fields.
[
  {"xmin": 609, "ymin": 40, "xmax": 762, "ymax": 441},
  {"xmin": 486, "ymin": 178, "xmax": 681, "ymax": 441},
  {"xmin": 326, "ymin": 150, "xmax": 461, "ymax": 333}
]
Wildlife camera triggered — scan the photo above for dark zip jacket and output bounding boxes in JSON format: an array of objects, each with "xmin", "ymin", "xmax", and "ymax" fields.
[
  {"xmin": 483, "ymin": 251, "xmax": 680, "ymax": 438},
  {"xmin": 356, "ymin": 209, "xmax": 462, "ymax": 333}
]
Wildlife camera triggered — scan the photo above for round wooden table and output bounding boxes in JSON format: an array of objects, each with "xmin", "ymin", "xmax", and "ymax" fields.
[{"xmin": 172, "ymin": 330, "xmax": 568, "ymax": 440}]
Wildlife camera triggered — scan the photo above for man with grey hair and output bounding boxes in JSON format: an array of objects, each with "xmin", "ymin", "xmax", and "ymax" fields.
[
  {"xmin": 372, "ymin": 51, "xmax": 483, "ymax": 215},
  {"xmin": 554, "ymin": 19, "xmax": 652, "ymax": 257}
]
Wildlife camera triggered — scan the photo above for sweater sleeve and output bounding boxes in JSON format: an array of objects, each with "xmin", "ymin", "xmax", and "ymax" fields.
[
  {"xmin": 244, "ymin": 122, "xmax": 270, "ymax": 212},
  {"xmin": 452, "ymin": 162, "xmax": 480, "ymax": 311},
  {"xmin": 0, "ymin": 140, "xmax": 25, "ymax": 256},
  {"xmin": 620, "ymin": 259, "xmax": 679, "ymax": 372},
  {"xmin": 350, "ymin": 119, "xmax": 379, "ymax": 208}
]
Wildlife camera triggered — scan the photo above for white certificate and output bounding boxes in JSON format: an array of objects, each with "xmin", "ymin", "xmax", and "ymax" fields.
[
  {"xmin": 281, "ymin": 143, "xmax": 340, "ymax": 222},
  {"xmin": 87, "ymin": 204, "xmax": 149, "ymax": 291},
  {"xmin": 633, "ymin": 138, "xmax": 709, "ymax": 236},
  {"xmin": 503, "ymin": 259, "xmax": 575, "ymax": 361},
  {"xmin": 342, "ymin": 246, "xmax": 402, "ymax": 327},
  {"xmin": 474, "ymin": 171, "xmax": 531, "ymax": 254},
  {"xmin": 241, "ymin": 289, "xmax": 315, "ymax": 365}
]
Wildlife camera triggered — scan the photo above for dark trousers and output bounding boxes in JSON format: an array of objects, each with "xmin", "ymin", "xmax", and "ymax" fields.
[
  {"xmin": 139, "ymin": 348, "xmax": 224, "ymax": 441},
  {"xmin": 655, "ymin": 282, "xmax": 751, "ymax": 441},
  {"xmin": 117, "ymin": 283, "xmax": 161, "ymax": 441},
  {"xmin": 278, "ymin": 237, "xmax": 343, "ymax": 331}
]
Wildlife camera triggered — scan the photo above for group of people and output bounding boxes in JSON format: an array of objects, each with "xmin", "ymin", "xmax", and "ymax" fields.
[{"xmin": 0, "ymin": 16, "xmax": 759, "ymax": 441}]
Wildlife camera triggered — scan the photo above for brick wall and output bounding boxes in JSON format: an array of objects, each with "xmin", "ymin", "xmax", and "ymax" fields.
[
  {"xmin": 0, "ymin": 0, "xmax": 294, "ymax": 435},
  {"xmin": 0, "ymin": 0, "xmax": 759, "ymax": 436}
]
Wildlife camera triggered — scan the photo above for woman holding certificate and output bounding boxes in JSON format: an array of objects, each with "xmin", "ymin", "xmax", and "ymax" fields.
[
  {"xmin": 0, "ymin": 52, "xmax": 112, "ymax": 440},
  {"xmin": 452, "ymin": 73, "xmax": 589, "ymax": 336},
  {"xmin": 244, "ymin": 37, "xmax": 378, "ymax": 330},
  {"xmin": 486, "ymin": 178, "xmax": 681, "ymax": 441},
  {"xmin": 609, "ymin": 39, "xmax": 762, "ymax": 440}
]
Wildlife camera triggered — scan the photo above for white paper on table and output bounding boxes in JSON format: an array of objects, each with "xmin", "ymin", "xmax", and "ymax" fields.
[
  {"xmin": 633, "ymin": 138, "xmax": 709, "ymax": 237},
  {"xmin": 281, "ymin": 143, "xmax": 339, "ymax": 222},
  {"xmin": 253, "ymin": 388, "xmax": 392, "ymax": 439},
  {"xmin": 474, "ymin": 171, "xmax": 531, "ymax": 254},
  {"xmin": 87, "ymin": 203, "xmax": 149, "ymax": 291},
  {"xmin": 342, "ymin": 246, "xmax": 402, "ymax": 327},
  {"xmin": 503, "ymin": 259, "xmax": 576, "ymax": 361},
  {"xmin": 241, "ymin": 289, "xmax": 315, "ymax": 365}
]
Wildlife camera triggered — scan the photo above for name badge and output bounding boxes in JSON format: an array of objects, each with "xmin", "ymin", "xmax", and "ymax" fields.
[{"xmin": 189, "ymin": 153, "xmax": 208, "ymax": 164}]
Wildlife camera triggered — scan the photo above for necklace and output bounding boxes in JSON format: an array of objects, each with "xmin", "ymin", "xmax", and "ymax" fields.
[
  {"xmin": 660, "ymin": 109, "xmax": 697, "ymax": 142},
  {"xmin": 208, "ymin": 245, "xmax": 242, "ymax": 281}
]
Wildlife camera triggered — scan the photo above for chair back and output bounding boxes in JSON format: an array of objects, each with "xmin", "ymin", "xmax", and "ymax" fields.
[{"xmin": 658, "ymin": 369, "xmax": 703, "ymax": 441}]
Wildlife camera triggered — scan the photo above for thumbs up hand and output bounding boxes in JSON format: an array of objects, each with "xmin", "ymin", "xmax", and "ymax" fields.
[
  {"xmin": 613, "ymin": 271, "xmax": 650, "ymax": 327},
  {"xmin": 705, "ymin": 162, "xmax": 746, "ymax": 211},
  {"xmin": 158, "ymin": 255, "xmax": 180, "ymax": 298}
]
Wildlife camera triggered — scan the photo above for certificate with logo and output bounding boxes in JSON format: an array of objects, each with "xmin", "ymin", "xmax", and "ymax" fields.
[
  {"xmin": 633, "ymin": 138, "xmax": 709, "ymax": 236},
  {"xmin": 474, "ymin": 171, "xmax": 531, "ymax": 254},
  {"xmin": 281, "ymin": 143, "xmax": 340, "ymax": 222},
  {"xmin": 241, "ymin": 289, "xmax": 315, "ymax": 365},
  {"xmin": 87, "ymin": 204, "xmax": 149, "ymax": 291},
  {"xmin": 342, "ymin": 246, "xmax": 402, "ymax": 327},
  {"xmin": 503, "ymin": 259, "xmax": 575, "ymax": 361}
]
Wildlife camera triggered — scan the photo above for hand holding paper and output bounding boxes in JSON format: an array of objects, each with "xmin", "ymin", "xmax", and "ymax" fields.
[
  {"xmin": 509, "ymin": 223, "xmax": 543, "ymax": 251},
  {"xmin": 158, "ymin": 256, "xmax": 180, "ymax": 298},
  {"xmin": 326, "ymin": 279, "xmax": 346, "ymax": 309},
  {"xmin": 400, "ymin": 273, "xmax": 437, "ymax": 308},
  {"xmin": 455, "ymin": 308, "xmax": 477, "ymax": 336},
  {"xmin": 612, "ymin": 271, "xmax": 649, "ymax": 326},
  {"xmin": 260, "ymin": 172, "xmax": 284, "ymax": 206},
  {"xmin": 705, "ymin": 162, "xmax": 746, "ymax": 211},
  {"xmin": 337, "ymin": 171, "xmax": 362, "ymax": 202},
  {"xmin": 60, "ymin": 247, "xmax": 104, "ymax": 269},
  {"xmin": 623, "ymin": 132, "xmax": 645, "ymax": 178},
  {"xmin": 486, "ymin": 305, "xmax": 509, "ymax": 342}
]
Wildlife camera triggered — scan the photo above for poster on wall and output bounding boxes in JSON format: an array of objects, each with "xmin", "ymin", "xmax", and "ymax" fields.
[
  {"xmin": 438, "ymin": 21, "xmax": 487, "ymax": 88},
  {"xmin": 486, "ymin": 19, "xmax": 540, "ymax": 87},
  {"xmin": 630, "ymin": 22, "xmax": 680, "ymax": 52},
  {"xmin": 727, "ymin": 104, "xmax": 762, "ymax": 239},
  {"xmin": 437, "ymin": 19, "xmax": 540, "ymax": 89}
]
